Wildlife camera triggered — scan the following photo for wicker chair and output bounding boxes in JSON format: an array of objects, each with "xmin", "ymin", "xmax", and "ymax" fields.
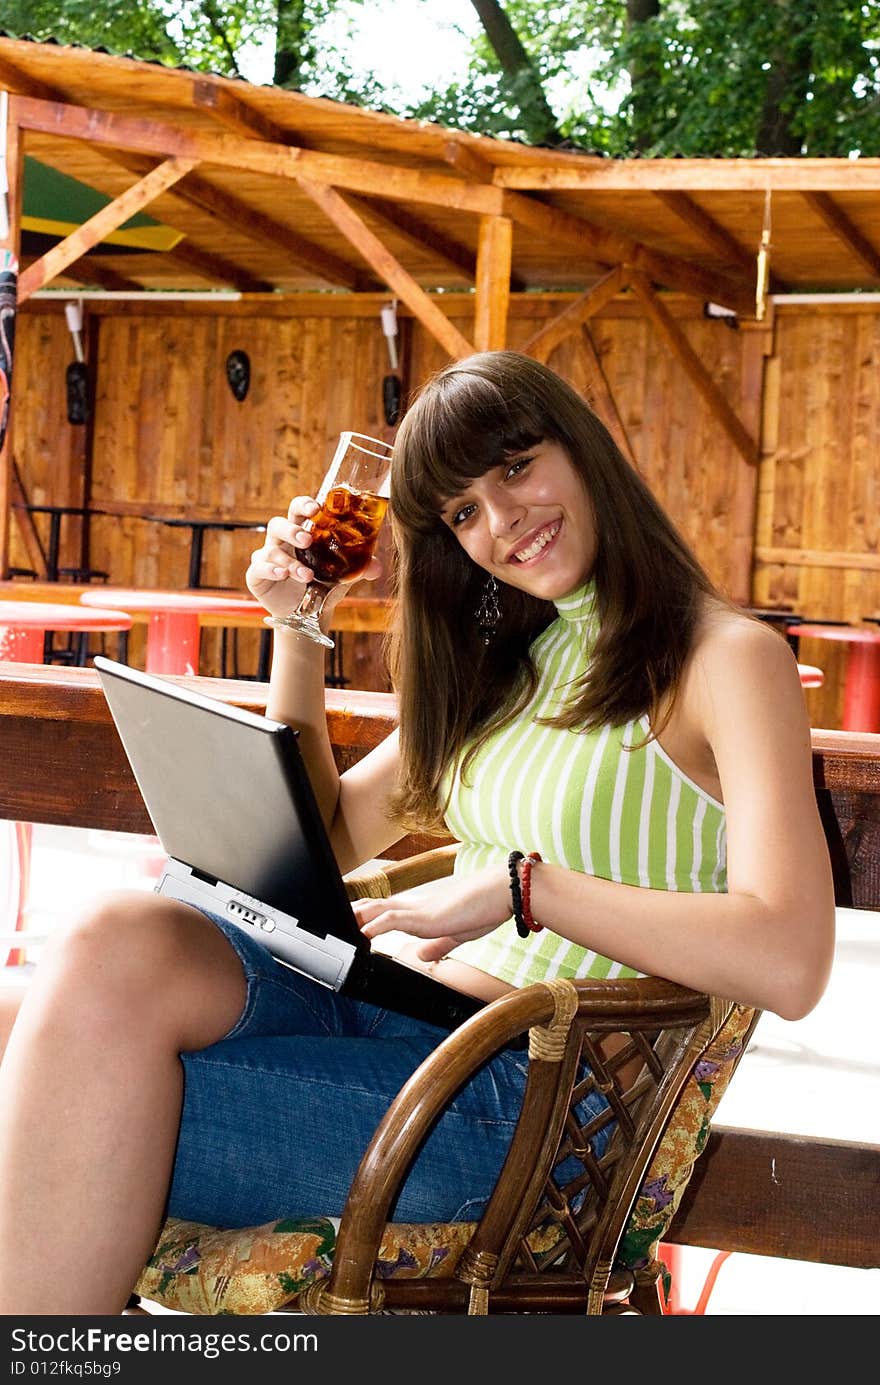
[{"xmin": 132, "ymin": 846, "xmax": 759, "ymax": 1316}]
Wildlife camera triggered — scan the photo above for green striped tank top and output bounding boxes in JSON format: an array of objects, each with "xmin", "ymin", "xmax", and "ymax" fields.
[{"xmin": 444, "ymin": 582, "xmax": 727, "ymax": 986}]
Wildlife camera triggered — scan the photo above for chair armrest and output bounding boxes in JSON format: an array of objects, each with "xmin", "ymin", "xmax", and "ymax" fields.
[
  {"xmin": 343, "ymin": 842, "xmax": 459, "ymax": 899},
  {"xmin": 307, "ymin": 975, "xmax": 711, "ymax": 1313}
]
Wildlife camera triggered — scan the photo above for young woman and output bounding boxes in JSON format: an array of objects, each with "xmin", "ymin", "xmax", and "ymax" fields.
[{"xmin": 0, "ymin": 351, "xmax": 834, "ymax": 1314}]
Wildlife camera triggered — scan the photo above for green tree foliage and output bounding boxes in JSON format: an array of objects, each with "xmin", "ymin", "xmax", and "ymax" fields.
[
  {"xmin": 594, "ymin": 0, "xmax": 880, "ymax": 155},
  {"xmin": 409, "ymin": 0, "xmax": 880, "ymax": 155},
  {"xmin": 0, "ymin": 1, "xmax": 394, "ymax": 102},
  {"xmin": 0, "ymin": 0, "xmax": 182, "ymax": 63},
  {"xmin": 1, "ymin": 0, "xmax": 878, "ymax": 154},
  {"xmin": 0, "ymin": 1, "xmax": 330, "ymax": 83}
]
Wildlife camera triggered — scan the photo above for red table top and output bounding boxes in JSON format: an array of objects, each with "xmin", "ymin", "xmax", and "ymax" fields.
[
  {"xmin": 80, "ymin": 588, "xmax": 260, "ymax": 616},
  {"xmin": 791, "ymin": 623, "xmax": 880, "ymax": 645},
  {"xmin": 0, "ymin": 600, "xmax": 133, "ymax": 630}
]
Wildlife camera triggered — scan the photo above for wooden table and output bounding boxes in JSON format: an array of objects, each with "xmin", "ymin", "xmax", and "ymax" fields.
[
  {"xmin": 0, "ymin": 599, "xmax": 133, "ymax": 664},
  {"xmin": 1, "ymin": 581, "xmax": 394, "ymax": 682},
  {"xmin": 0, "ymin": 581, "xmax": 393, "ymax": 632},
  {"xmin": 79, "ymin": 587, "xmax": 262, "ymax": 676},
  {"xmin": 791, "ymin": 623, "xmax": 880, "ymax": 732},
  {"xmin": 76, "ymin": 586, "xmax": 395, "ymax": 676}
]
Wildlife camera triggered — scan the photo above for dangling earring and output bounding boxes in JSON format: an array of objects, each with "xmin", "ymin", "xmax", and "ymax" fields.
[{"xmin": 475, "ymin": 574, "xmax": 501, "ymax": 645}]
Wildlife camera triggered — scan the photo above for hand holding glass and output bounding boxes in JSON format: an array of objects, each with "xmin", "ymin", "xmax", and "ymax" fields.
[{"xmin": 267, "ymin": 431, "xmax": 394, "ymax": 649}]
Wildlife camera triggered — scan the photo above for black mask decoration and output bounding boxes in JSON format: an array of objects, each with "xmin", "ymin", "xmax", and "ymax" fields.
[
  {"xmin": 226, "ymin": 349, "xmax": 251, "ymax": 402},
  {"xmin": 383, "ymin": 373, "xmax": 401, "ymax": 426},
  {"xmin": 66, "ymin": 361, "xmax": 89, "ymax": 424}
]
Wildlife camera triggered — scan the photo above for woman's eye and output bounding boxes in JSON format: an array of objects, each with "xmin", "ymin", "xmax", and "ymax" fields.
[
  {"xmin": 505, "ymin": 456, "xmax": 532, "ymax": 479},
  {"xmin": 450, "ymin": 503, "xmax": 476, "ymax": 527}
]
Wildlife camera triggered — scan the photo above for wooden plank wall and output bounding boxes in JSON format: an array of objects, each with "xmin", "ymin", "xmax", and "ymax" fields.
[
  {"xmin": 7, "ymin": 311, "xmax": 88, "ymax": 546},
  {"xmin": 753, "ymin": 303, "xmax": 880, "ymax": 729},
  {"xmin": 8, "ymin": 294, "xmax": 878, "ymax": 723}
]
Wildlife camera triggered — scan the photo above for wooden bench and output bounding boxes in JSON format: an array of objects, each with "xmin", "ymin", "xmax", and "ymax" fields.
[{"xmin": 1, "ymin": 663, "xmax": 878, "ymax": 1272}]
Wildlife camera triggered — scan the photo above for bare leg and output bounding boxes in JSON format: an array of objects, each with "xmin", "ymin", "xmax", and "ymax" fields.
[
  {"xmin": 0, "ymin": 970, "xmax": 30, "ymax": 1056},
  {"xmin": 0, "ymin": 891, "xmax": 247, "ymax": 1315}
]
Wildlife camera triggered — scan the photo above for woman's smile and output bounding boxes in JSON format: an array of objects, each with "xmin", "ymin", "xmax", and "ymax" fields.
[{"xmin": 507, "ymin": 519, "xmax": 562, "ymax": 566}]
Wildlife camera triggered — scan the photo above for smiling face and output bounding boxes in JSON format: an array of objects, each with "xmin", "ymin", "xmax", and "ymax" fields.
[{"xmin": 439, "ymin": 439, "xmax": 597, "ymax": 602}]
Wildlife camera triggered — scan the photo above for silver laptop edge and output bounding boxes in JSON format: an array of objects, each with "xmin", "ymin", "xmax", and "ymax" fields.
[{"xmin": 158, "ymin": 858, "xmax": 357, "ymax": 989}]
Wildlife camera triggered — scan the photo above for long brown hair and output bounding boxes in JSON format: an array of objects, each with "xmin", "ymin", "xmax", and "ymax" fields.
[{"xmin": 388, "ymin": 351, "xmax": 718, "ymax": 831}]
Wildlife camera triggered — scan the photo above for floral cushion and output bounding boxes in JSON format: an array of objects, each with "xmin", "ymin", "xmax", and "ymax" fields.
[
  {"xmin": 135, "ymin": 1217, "xmax": 476, "ymax": 1315},
  {"xmin": 135, "ymin": 1003, "xmax": 755, "ymax": 1315},
  {"xmin": 618, "ymin": 1002, "xmax": 756, "ymax": 1271}
]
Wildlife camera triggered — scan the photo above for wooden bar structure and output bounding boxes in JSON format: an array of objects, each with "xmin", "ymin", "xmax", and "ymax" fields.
[
  {"xmin": 0, "ymin": 663, "xmax": 877, "ymax": 1272},
  {"xmin": 0, "ymin": 36, "xmax": 876, "ymax": 711}
]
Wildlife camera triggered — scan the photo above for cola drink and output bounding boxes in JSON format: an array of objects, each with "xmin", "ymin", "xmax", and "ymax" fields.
[{"xmin": 299, "ymin": 484, "xmax": 389, "ymax": 585}]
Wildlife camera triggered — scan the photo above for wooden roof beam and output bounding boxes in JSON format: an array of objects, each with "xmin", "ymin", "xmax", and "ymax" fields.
[
  {"xmin": 296, "ymin": 178, "xmax": 474, "ymax": 361},
  {"xmin": 654, "ymin": 190, "xmax": 789, "ymax": 293},
  {"xmin": 188, "ymin": 79, "xmax": 382, "ymax": 287},
  {"xmin": 2, "ymin": 57, "xmax": 366, "ymax": 289},
  {"xmin": 0, "ymin": 62, "xmax": 151, "ymax": 293},
  {"xmin": 474, "ymin": 214, "xmax": 511, "ymax": 351},
  {"xmin": 191, "ymin": 78, "xmax": 291, "ymax": 145},
  {"xmin": 570, "ymin": 326, "xmax": 637, "ymax": 466},
  {"xmin": 628, "ymin": 269, "xmax": 758, "ymax": 466},
  {"xmin": 0, "ymin": 56, "xmax": 60, "ymax": 101},
  {"xmin": 162, "ymin": 238, "xmax": 272, "ymax": 292},
  {"xmin": 11, "ymin": 96, "xmax": 501, "ymax": 215},
  {"xmin": 110, "ymin": 151, "xmax": 369, "ymax": 290},
  {"xmin": 443, "ymin": 139, "xmax": 496, "ymax": 186},
  {"xmin": 502, "ymin": 191, "xmax": 754, "ymax": 316},
  {"xmin": 346, "ymin": 194, "xmax": 495, "ymax": 287},
  {"xmin": 801, "ymin": 192, "xmax": 880, "ymax": 281},
  {"xmin": 27, "ymin": 258, "xmax": 145, "ymax": 293},
  {"xmin": 10, "ymin": 95, "xmax": 751, "ymax": 311},
  {"xmin": 522, "ymin": 265, "xmax": 629, "ymax": 362},
  {"xmin": 446, "ymin": 137, "xmax": 748, "ymax": 311},
  {"xmin": 441, "ymin": 143, "xmax": 528, "ymax": 291},
  {"xmin": 492, "ymin": 158, "xmax": 880, "ymax": 192},
  {"xmin": 17, "ymin": 156, "xmax": 198, "ymax": 302}
]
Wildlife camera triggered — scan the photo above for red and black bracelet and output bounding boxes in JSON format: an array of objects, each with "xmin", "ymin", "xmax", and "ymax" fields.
[
  {"xmin": 507, "ymin": 849, "xmax": 544, "ymax": 938},
  {"xmin": 520, "ymin": 851, "xmax": 542, "ymax": 933}
]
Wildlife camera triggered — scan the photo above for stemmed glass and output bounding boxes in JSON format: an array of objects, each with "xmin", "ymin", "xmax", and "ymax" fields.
[{"xmin": 269, "ymin": 431, "xmax": 394, "ymax": 649}]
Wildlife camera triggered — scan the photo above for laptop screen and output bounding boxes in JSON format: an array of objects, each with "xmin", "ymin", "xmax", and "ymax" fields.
[{"xmin": 94, "ymin": 657, "xmax": 361, "ymax": 945}]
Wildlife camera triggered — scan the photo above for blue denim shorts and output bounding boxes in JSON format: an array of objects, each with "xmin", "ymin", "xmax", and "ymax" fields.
[{"xmin": 168, "ymin": 912, "xmax": 610, "ymax": 1230}]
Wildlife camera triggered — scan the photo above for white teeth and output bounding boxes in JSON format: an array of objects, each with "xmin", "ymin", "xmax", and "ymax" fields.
[{"xmin": 514, "ymin": 523, "xmax": 559, "ymax": 563}]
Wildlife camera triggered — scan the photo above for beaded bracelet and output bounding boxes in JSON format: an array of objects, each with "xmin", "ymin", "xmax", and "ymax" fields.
[
  {"xmin": 507, "ymin": 849, "xmax": 544, "ymax": 938},
  {"xmin": 520, "ymin": 851, "xmax": 543, "ymax": 933},
  {"xmin": 507, "ymin": 851, "xmax": 527, "ymax": 938}
]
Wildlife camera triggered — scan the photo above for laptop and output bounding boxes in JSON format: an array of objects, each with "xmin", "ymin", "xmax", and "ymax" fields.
[{"xmin": 93, "ymin": 656, "xmax": 483, "ymax": 1031}]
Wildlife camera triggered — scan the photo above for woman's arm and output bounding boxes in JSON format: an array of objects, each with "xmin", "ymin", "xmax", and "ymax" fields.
[
  {"xmin": 357, "ymin": 617, "xmax": 836, "ymax": 1021},
  {"xmin": 245, "ymin": 500, "xmax": 403, "ymax": 869}
]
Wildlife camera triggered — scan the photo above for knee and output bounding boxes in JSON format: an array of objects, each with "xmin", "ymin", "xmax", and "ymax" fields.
[
  {"xmin": 38, "ymin": 891, "xmax": 198, "ymax": 1013},
  {"xmin": 33, "ymin": 892, "xmax": 246, "ymax": 1050}
]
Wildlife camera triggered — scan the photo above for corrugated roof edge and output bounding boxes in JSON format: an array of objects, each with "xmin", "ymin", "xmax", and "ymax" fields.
[
  {"xmin": 0, "ymin": 28, "xmax": 604, "ymax": 154},
  {"xmin": 2, "ymin": 29, "xmax": 806, "ymax": 161}
]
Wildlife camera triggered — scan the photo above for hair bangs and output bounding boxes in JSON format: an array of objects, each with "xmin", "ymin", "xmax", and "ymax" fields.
[{"xmin": 391, "ymin": 365, "xmax": 550, "ymax": 533}]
